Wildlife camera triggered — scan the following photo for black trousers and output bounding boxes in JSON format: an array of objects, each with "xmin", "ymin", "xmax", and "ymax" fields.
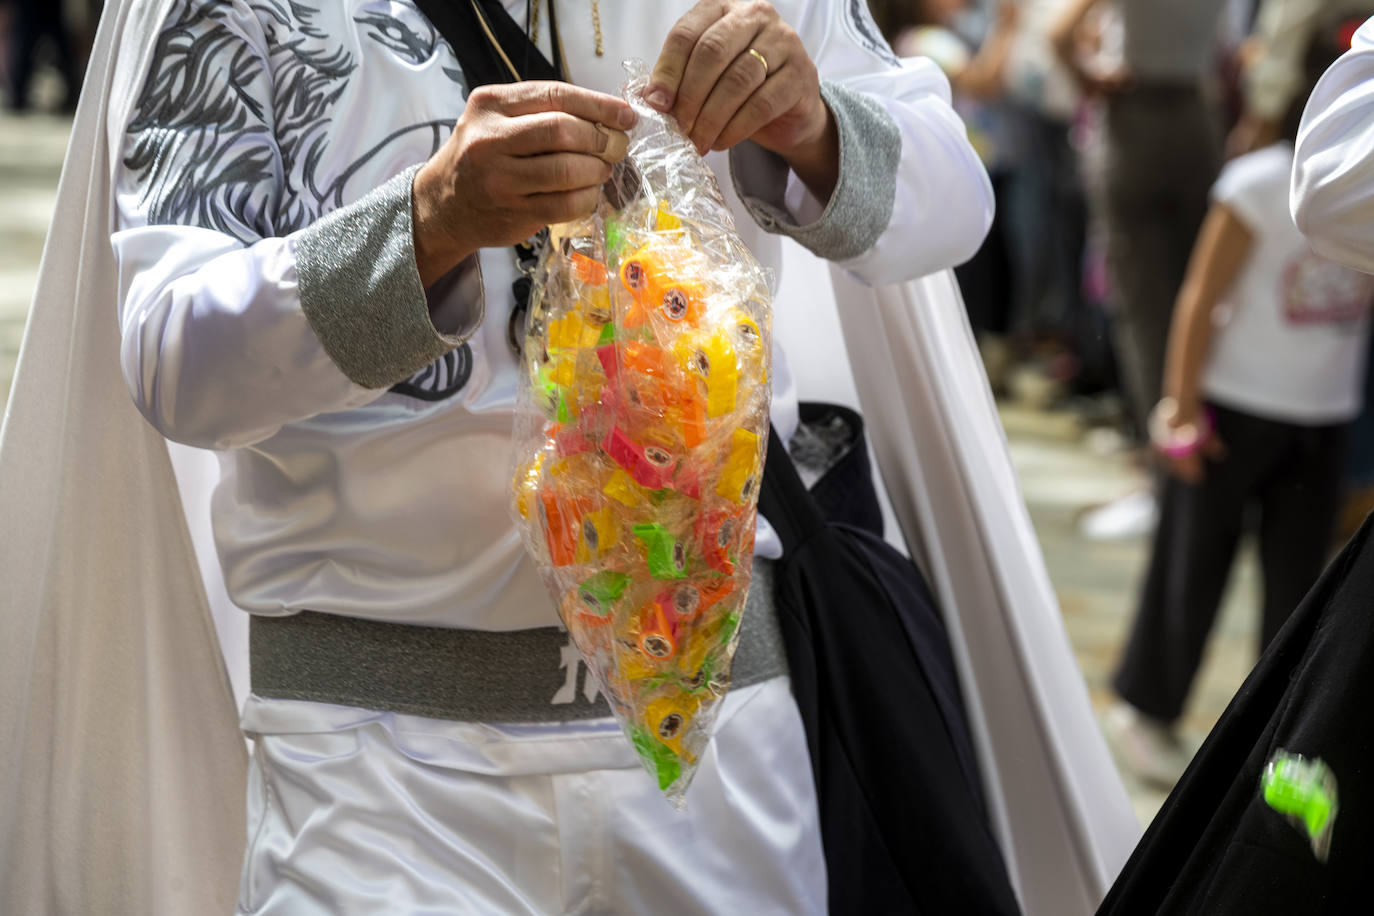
[
  {"xmin": 7, "ymin": 0, "xmax": 77, "ymax": 111},
  {"xmin": 1115, "ymin": 403, "xmax": 1348, "ymax": 724},
  {"xmin": 1099, "ymin": 512, "xmax": 1374, "ymax": 914},
  {"xmin": 1097, "ymin": 84, "xmax": 1221, "ymax": 437}
]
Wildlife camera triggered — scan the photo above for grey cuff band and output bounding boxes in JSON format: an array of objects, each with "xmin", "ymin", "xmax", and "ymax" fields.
[
  {"xmin": 296, "ymin": 164, "xmax": 475, "ymax": 390},
  {"xmin": 249, "ymin": 559, "xmax": 789, "ymax": 723},
  {"xmin": 730, "ymin": 80, "xmax": 900, "ymax": 262}
]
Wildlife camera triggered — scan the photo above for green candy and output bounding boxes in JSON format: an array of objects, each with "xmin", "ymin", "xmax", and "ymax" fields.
[
  {"xmin": 1262, "ymin": 752, "xmax": 1338, "ymax": 861},
  {"xmin": 632, "ymin": 523, "xmax": 688, "ymax": 580},
  {"xmin": 597, "ymin": 322, "xmax": 616, "ymax": 345},
  {"xmin": 605, "ymin": 218, "xmax": 626, "ymax": 256},
  {"xmin": 578, "ymin": 571, "xmax": 630, "ymax": 615},
  {"xmin": 631, "ymin": 728, "xmax": 682, "ymax": 791},
  {"xmin": 719, "ymin": 611, "xmax": 742, "ymax": 644}
]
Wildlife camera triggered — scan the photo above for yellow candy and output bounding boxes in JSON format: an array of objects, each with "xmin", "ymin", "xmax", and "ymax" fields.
[
  {"xmin": 582, "ymin": 285, "xmax": 613, "ymax": 326},
  {"xmin": 716, "ymin": 427, "xmax": 760, "ymax": 504},
  {"xmin": 547, "ymin": 312, "xmax": 603, "ymax": 351},
  {"xmin": 604, "ymin": 468, "xmax": 647, "ymax": 508},
  {"xmin": 551, "ymin": 354, "xmax": 576, "ymax": 389},
  {"xmin": 618, "ymin": 651, "xmax": 659, "ymax": 682},
  {"xmin": 513, "ymin": 453, "xmax": 546, "ymax": 520},
  {"xmin": 644, "ymin": 694, "xmax": 700, "ymax": 758},
  {"xmin": 574, "ymin": 506, "xmax": 620, "ymax": 562},
  {"xmin": 731, "ymin": 309, "xmax": 767, "ymax": 383},
  {"xmin": 547, "ymin": 314, "xmax": 581, "ymax": 351},
  {"xmin": 655, "ymin": 201, "xmax": 682, "ymax": 231},
  {"xmin": 672, "ymin": 329, "xmax": 739, "ymax": 418},
  {"xmin": 703, "ymin": 334, "xmax": 738, "ymax": 418}
]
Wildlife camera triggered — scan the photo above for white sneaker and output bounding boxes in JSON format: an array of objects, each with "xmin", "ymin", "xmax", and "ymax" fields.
[
  {"xmin": 1078, "ymin": 489, "xmax": 1158, "ymax": 541},
  {"xmin": 1104, "ymin": 701, "xmax": 1191, "ymax": 789}
]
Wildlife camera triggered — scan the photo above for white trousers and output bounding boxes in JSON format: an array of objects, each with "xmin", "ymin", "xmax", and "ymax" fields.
[{"xmin": 235, "ymin": 677, "xmax": 826, "ymax": 915}]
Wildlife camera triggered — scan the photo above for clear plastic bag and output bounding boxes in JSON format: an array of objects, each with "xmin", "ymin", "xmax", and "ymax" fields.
[{"xmin": 510, "ymin": 61, "xmax": 773, "ymax": 806}]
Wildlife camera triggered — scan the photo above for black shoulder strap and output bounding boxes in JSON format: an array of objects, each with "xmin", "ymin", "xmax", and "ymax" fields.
[
  {"xmin": 759, "ymin": 425, "xmax": 828, "ymax": 557},
  {"xmin": 411, "ymin": 0, "xmax": 563, "ymax": 87}
]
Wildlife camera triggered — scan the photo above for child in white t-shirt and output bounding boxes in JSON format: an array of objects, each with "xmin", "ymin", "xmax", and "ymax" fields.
[{"xmin": 1107, "ymin": 14, "xmax": 1374, "ymax": 788}]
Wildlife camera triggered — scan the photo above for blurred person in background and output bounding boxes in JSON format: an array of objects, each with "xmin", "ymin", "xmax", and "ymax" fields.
[
  {"xmin": 1232, "ymin": 0, "xmax": 1374, "ymax": 155},
  {"xmin": 884, "ymin": 0, "xmax": 1024, "ymax": 393},
  {"xmin": 1052, "ymin": 0, "xmax": 1228, "ymax": 539},
  {"xmin": 1000, "ymin": 0, "xmax": 1113, "ymax": 404},
  {"xmin": 5, "ymin": 0, "xmax": 77, "ymax": 112},
  {"xmin": 1107, "ymin": 14, "xmax": 1372, "ymax": 786},
  {"xmin": 876, "ymin": 0, "xmax": 1105, "ymax": 404}
]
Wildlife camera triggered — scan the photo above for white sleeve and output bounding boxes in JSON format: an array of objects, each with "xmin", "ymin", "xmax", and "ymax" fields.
[
  {"xmin": 1291, "ymin": 17, "xmax": 1374, "ymax": 273},
  {"xmin": 728, "ymin": 0, "xmax": 994, "ymax": 287},
  {"xmin": 112, "ymin": 0, "xmax": 480, "ymax": 450}
]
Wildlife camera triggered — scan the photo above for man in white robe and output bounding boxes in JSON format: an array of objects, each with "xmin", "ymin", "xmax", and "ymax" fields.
[{"xmin": 0, "ymin": 0, "xmax": 1140, "ymax": 912}]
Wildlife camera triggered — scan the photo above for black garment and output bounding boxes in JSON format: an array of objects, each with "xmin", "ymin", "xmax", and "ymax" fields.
[
  {"xmin": 1003, "ymin": 106, "xmax": 1089, "ymax": 343},
  {"xmin": 760, "ymin": 404, "xmax": 1020, "ymax": 916},
  {"xmin": 1115, "ymin": 403, "xmax": 1348, "ymax": 723},
  {"xmin": 1097, "ymin": 84, "xmax": 1222, "ymax": 438},
  {"xmin": 1099, "ymin": 512, "xmax": 1374, "ymax": 915},
  {"xmin": 955, "ymin": 172, "xmax": 1013, "ymax": 338},
  {"xmin": 8, "ymin": 0, "xmax": 78, "ymax": 111}
]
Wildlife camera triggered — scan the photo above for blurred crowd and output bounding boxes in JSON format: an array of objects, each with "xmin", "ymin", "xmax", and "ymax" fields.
[
  {"xmin": 0, "ymin": 0, "xmax": 103, "ymax": 113},
  {"xmin": 870, "ymin": 0, "xmax": 1374, "ymax": 529},
  {"xmin": 873, "ymin": 0, "xmax": 1374, "ymax": 790}
]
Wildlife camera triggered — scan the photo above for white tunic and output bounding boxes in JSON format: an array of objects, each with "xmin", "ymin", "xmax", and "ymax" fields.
[
  {"xmin": 104, "ymin": 1, "xmax": 991, "ymax": 911},
  {"xmin": 111, "ymin": 0, "xmax": 991, "ymax": 632}
]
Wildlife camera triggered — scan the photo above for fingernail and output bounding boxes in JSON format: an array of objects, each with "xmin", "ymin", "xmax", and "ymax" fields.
[
  {"xmin": 617, "ymin": 107, "xmax": 637, "ymax": 129},
  {"xmin": 646, "ymin": 88, "xmax": 672, "ymax": 111}
]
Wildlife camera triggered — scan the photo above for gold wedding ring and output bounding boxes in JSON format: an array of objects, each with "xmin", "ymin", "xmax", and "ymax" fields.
[{"xmin": 747, "ymin": 47, "xmax": 769, "ymax": 78}]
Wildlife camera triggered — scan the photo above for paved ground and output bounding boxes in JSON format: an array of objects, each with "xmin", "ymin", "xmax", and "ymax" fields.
[{"xmin": 0, "ymin": 111, "xmax": 1263, "ymax": 830}]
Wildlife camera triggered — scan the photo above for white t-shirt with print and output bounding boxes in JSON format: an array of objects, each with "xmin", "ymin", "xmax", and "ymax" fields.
[{"xmin": 1203, "ymin": 143, "xmax": 1374, "ymax": 424}]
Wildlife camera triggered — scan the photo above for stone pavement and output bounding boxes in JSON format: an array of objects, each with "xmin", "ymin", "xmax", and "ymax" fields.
[{"xmin": 0, "ymin": 112, "xmax": 1263, "ymax": 831}]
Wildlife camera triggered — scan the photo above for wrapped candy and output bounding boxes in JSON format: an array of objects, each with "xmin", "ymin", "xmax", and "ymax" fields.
[
  {"xmin": 1261, "ymin": 751, "xmax": 1339, "ymax": 862},
  {"xmin": 510, "ymin": 61, "xmax": 772, "ymax": 806}
]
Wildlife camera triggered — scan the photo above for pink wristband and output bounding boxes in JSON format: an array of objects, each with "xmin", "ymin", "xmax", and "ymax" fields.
[{"xmin": 1150, "ymin": 401, "xmax": 1214, "ymax": 459}]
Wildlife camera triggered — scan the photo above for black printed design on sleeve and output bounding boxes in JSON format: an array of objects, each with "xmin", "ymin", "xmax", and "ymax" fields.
[{"xmin": 843, "ymin": 0, "xmax": 901, "ymax": 67}]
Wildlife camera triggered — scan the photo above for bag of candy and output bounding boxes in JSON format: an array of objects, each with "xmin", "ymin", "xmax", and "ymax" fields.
[{"xmin": 510, "ymin": 61, "xmax": 773, "ymax": 806}]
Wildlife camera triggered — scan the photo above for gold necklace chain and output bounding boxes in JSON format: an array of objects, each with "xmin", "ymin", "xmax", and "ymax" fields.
[
  {"xmin": 529, "ymin": 0, "xmax": 603, "ymax": 58},
  {"xmin": 590, "ymin": 0, "xmax": 603, "ymax": 57}
]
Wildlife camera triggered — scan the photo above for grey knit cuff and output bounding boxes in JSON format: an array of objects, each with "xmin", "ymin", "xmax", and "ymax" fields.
[
  {"xmin": 296, "ymin": 164, "xmax": 479, "ymax": 390},
  {"xmin": 730, "ymin": 80, "xmax": 900, "ymax": 262}
]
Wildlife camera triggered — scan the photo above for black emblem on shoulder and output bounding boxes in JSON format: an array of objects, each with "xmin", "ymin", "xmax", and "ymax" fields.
[
  {"xmin": 389, "ymin": 344, "xmax": 473, "ymax": 401},
  {"xmin": 844, "ymin": 0, "xmax": 900, "ymax": 67}
]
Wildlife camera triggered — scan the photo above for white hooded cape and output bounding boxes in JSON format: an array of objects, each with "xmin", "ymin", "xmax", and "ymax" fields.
[{"xmin": 0, "ymin": 0, "xmax": 1137, "ymax": 911}]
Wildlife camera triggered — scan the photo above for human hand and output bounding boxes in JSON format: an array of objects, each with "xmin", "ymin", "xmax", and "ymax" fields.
[
  {"xmin": 413, "ymin": 82, "xmax": 636, "ymax": 287},
  {"xmin": 1077, "ymin": 64, "xmax": 1129, "ymax": 97},
  {"xmin": 1164, "ymin": 433, "xmax": 1225, "ymax": 485},
  {"xmin": 1153, "ymin": 400, "xmax": 1225, "ymax": 484},
  {"xmin": 646, "ymin": 0, "xmax": 831, "ymax": 162}
]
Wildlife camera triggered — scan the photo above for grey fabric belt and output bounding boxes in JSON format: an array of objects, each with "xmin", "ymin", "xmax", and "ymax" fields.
[{"xmin": 250, "ymin": 559, "xmax": 788, "ymax": 723}]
